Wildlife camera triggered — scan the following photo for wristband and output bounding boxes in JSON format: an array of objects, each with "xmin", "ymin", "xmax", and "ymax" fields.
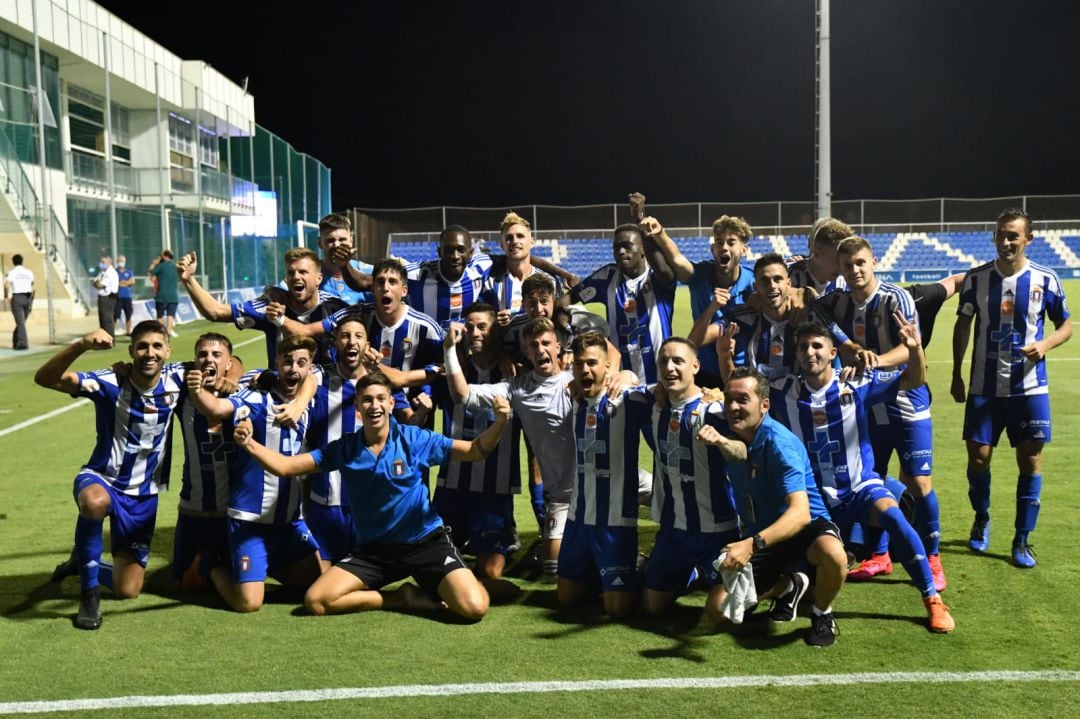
[
  {"xmin": 271, "ymin": 313, "xmax": 286, "ymax": 328},
  {"xmin": 444, "ymin": 346, "xmax": 463, "ymax": 376}
]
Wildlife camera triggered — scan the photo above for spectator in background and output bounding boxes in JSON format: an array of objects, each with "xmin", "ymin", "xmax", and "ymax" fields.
[
  {"xmin": 5, "ymin": 253, "xmax": 34, "ymax": 350},
  {"xmin": 114, "ymin": 254, "xmax": 135, "ymax": 336},
  {"xmin": 149, "ymin": 250, "xmax": 180, "ymax": 338},
  {"xmin": 93, "ymin": 254, "xmax": 119, "ymax": 338}
]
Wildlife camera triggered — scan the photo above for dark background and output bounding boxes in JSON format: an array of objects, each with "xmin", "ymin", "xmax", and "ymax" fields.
[{"xmin": 96, "ymin": 1, "xmax": 1080, "ymax": 210}]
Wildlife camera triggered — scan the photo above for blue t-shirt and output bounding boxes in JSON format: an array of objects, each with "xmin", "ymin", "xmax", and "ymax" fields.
[
  {"xmin": 311, "ymin": 420, "xmax": 453, "ymax": 546},
  {"xmin": 116, "ymin": 268, "xmax": 135, "ymax": 299},
  {"xmin": 688, "ymin": 260, "xmax": 755, "ymax": 379},
  {"xmin": 726, "ymin": 414, "xmax": 830, "ymax": 536}
]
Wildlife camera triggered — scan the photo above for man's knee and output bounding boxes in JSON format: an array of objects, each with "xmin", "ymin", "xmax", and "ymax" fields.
[{"xmin": 77, "ymin": 486, "xmax": 111, "ymax": 519}]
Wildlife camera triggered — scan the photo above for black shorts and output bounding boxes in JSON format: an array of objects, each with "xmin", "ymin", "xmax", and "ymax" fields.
[
  {"xmin": 906, "ymin": 281, "xmax": 948, "ymax": 349},
  {"xmin": 336, "ymin": 525, "xmax": 468, "ymax": 596},
  {"xmin": 750, "ymin": 517, "xmax": 842, "ymax": 593},
  {"xmin": 115, "ymin": 296, "xmax": 133, "ymax": 320}
]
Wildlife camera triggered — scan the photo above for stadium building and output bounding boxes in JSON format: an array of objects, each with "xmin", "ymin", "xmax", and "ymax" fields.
[{"xmin": 0, "ymin": 0, "xmax": 330, "ymax": 339}]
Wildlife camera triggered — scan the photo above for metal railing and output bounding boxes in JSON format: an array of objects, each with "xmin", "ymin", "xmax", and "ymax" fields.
[
  {"xmin": 0, "ymin": 121, "xmax": 41, "ymax": 237},
  {"xmin": 45, "ymin": 206, "xmax": 93, "ymax": 312}
]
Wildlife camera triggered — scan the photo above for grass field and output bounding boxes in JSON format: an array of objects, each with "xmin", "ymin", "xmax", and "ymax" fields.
[{"xmin": 2, "ymin": 285, "xmax": 1079, "ymax": 717}]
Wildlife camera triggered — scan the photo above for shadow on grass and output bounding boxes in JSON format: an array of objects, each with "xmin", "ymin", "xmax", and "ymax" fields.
[{"xmin": 939, "ymin": 538, "xmax": 1011, "ymax": 563}]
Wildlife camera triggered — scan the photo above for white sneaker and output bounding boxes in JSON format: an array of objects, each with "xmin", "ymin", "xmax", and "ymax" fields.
[{"xmin": 169, "ymin": 330, "xmax": 179, "ymax": 338}]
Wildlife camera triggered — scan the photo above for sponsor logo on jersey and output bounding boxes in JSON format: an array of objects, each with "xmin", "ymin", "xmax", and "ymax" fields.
[
  {"xmin": 812, "ymin": 410, "xmax": 827, "ymax": 426},
  {"xmin": 919, "ymin": 462, "xmax": 931, "ymax": 472},
  {"xmin": 624, "ymin": 297, "xmax": 637, "ymax": 314},
  {"xmin": 577, "ymin": 286, "xmax": 597, "ymax": 303},
  {"xmin": 443, "ymin": 555, "xmax": 456, "ymax": 566},
  {"xmin": 611, "ymin": 576, "xmax": 625, "ymax": 587},
  {"xmin": 450, "ymin": 293, "xmax": 463, "ymax": 309},
  {"xmin": 240, "ymin": 556, "xmax": 250, "ymax": 572},
  {"xmin": 771, "ymin": 339, "xmax": 784, "ymax": 355},
  {"xmin": 585, "ymin": 412, "xmax": 598, "ymax": 428}
]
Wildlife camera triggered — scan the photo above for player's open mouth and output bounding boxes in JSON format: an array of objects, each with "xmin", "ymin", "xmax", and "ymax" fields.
[
  {"xmin": 283, "ymin": 374, "xmax": 300, "ymax": 390},
  {"xmin": 344, "ymin": 347, "xmax": 360, "ymax": 361},
  {"xmin": 380, "ymin": 296, "xmax": 393, "ymax": 307},
  {"xmin": 580, "ymin": 377, "xmax": 594, "ymax": 389},
  {"xmin": 201, "ymin": 364, "xmax": 217, "ymax": 377},
  {"xmin": 291, "ymin": 282, "xmax": 306, "ymax": 295}
]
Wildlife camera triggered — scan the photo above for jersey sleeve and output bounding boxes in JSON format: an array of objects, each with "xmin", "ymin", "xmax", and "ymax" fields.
[
  {"xmin": 73, "ymin": 368, "xmax": 118, "ymax": 402},
  {"xmin": 771, "ymin": 432, "xmax": 814, "ymax": 498},
  {"xmin": 464, "ymin": 380, "xmax": 513, "ymax": 410},
  {"xmin": 311, "ymin": 432, "xmax": 353, "ymax": 474},
  {"xmin": 568, "ymin": 267, "xmax": 610, "ymax": 305},
  {"xmin": 1045, "ymin": 272, "xmax": 1071, "ymax": 324},
  {"xmin": 228, "ymin": 387, "xmax": 265, "ymax": 425},
  {"xmin": 230, "ymin": 298, "xmax": 273, "ymax": 332},
  {"xmin": 957, "ymin": 271, "xmax": 978, "ymax": 318},
  {"xmin": 861, "ymin": 369, "xmax": 902, "ymax": 406},
  {"xmin": 403, "ymin": 424, "xmax": 454, "ymax": 469}
]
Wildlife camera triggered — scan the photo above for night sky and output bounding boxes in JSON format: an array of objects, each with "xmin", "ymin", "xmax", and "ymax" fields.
[{"xmin": 96, "ymin": 1, "xmax": 1080, "ymax": 211}]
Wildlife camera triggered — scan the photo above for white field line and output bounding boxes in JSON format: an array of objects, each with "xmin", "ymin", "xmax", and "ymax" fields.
[
  {"xmin": 0, "ymin": 335, "xmax": 263, "ymax": 439},
  {"xmin": 1, "ymin": 671, "xmax": 1078, "ymax": 715}
]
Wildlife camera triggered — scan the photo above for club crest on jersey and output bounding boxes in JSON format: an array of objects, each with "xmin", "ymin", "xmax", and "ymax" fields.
[
  {"xmin": 392, "ymin": 459, "xmax": 406, "ymax": 476},
  {"xmin": 401, "ymin": 337, "xmax": 413, "ymax": 352},
  {"xmin": 577, "ymin": 287, "xmax": 597, "ymax": 303},
  {"xmin": 688, "ymin": 410, "xmax": 703, "ymax": 431},
  {"xmin": 240, "ymin": 556, "xmax": 250, "ymax": 573},
  {"xmin": 839, "ymin": 390, "xmax": 854, "ymax": 406},
  {"xmin": 1031, "ymin": 287, "xmax": 1042, "ymax": 304},
  {"xmin": 381, "ymin": 342, "xmax": 392, "ymax": 360}
]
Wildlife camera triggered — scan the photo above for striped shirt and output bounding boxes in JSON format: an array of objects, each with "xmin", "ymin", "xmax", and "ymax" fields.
[
  {"xmin": 325, "ymin": 303, "xmax": 444, "ymax": 373},
  {"xmin": 650, "ymin": 393, "xmax": 738, "ymax": 534},
  {"xmin": 770, "ymin": 371, "xmax": 901, "ymax": 507},
  {"xmin": 787, "ymin": 258, "xmax": 846, "ymax": 295},
  {"xmin": 432, "ymin": 361, "xmax": 521, "ymax": 495},
  {"xmin": 570, "ymin": 390, "xmax": 651, "ymax": 527},
  {"xmin": 958, "ymin": 261, "xmax": 1070, "ymax": 397},
  {"xmin": 716, "ymin": 304, "xmax": 799, "ymax": 380},
  {"xmin": 304, "ymin": 366, "xmax": 363, "ymax": 507},
  {"xmin": 815, "ymin": 281, "xmax": 930, "ymax": 424},
  {"xmin": 570, "ymin": 264, "xmax": 676, "ymax": 383},
  {"xmin": 227, "ymin": 387, "xmax": 310, "ymax": 525},
  {"xmin": 484, "ymin": 264, "xmax": 563, "ymax": 314},
  {"xmin": 406, "ymin": 253, "xmax": 495, "ymax": 330},
  {"xmin": 231, "ymin": 289, "xmax": 347, "ymax": 365},
  {"xmin": 73, "ymin": 363, "xmax": 187, "ymax": 496}
]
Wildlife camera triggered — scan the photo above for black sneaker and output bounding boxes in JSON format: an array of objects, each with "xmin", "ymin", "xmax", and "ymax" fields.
[
  {"xmin": 76, "ymin": 587, "xmax": 102, "ymax": 630},
  {"xmin": 770, "ymin": 571, "xmax": 809, "ymax": 623},
  {"xmin": 806, "ymin": 610, "xmax": 838, "ymax": 647},
  {"xmin": 51, "ymin": 548, "xmax": 78, "ymax": 583}
]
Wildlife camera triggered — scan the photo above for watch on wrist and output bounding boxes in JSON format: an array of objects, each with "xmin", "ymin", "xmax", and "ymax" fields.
[{"xmin": 752, "ymin": 534, "xmax": 767, "ymax": 553}]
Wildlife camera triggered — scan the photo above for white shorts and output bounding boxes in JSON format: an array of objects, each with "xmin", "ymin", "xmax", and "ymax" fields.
[{"xmin": 544, "ymin": 502, "xmax": 570, "ymax": 541}]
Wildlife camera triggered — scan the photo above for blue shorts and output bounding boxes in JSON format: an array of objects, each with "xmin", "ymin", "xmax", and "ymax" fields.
[
  {"xmin": 870, "ymin": 414, "xmax": 933, "ymax": 478},
  {"xmin": 432, "ymin": 487, "xmax": 515, "ymax": 556},
  {"xmin": 964, "ymin": 394, "xmax": 1052, "ymax": 447},
  {"xmin": 114, "ymin": 297, "xmax": 133, "ymax": 320},
  {"xmin": 644, "ymin": 526, "xmax": 737, "ymax": 593},
  {"xmin": 227, "ymin": 518, "xmax": 320, "ymax": 583},
  {"xmin": 73, "ymin": 473, "xmax": 157, "ymax": 567},
  {"xmin": 305, "ymin": 501, "xmax": 353, "ymax": 563},
  {"xmin": 172, "ymin": 512, "xmax": 228, "ymax": 581},
  {"xmin": 829, "ymin": 484, "xmax": 897, "ymax": 539},
  {"xmin": 155, "ymin": 301, "xmax": 179, "ymax": 318},
  {"xmin": 558, "ymin": 520, "xmax": 639, "ymax": 592}
]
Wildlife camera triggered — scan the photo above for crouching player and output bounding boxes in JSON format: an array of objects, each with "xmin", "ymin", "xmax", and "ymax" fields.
[
  {"xmin": 771, "ymin": 320, "xmax": 955, "ymax": 633},
  {"xmin": 187, "ymin": 335, "xmax": 323, "ymax": 612},
  {"xmin": 558, "ymin": 332, "xmax": 652, "ymax": 618},
  {"xmin": 234, "ymin": 372, "xmax": 510, "ymax": 622},
  {"xmin": 702, "ymin": 367, "xmax": 848, "ymax": 647},
  {"xmin": 36, "ymin": 322, "xmax": 186, "ymax": 630}
]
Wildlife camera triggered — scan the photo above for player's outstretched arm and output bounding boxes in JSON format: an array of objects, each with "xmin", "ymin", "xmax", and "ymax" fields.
[
  {"xmin": 951, "ymin": 313, "xmax": 973, "ymax": 403},
  {"xmin": 34, "ymin": 329, "xmax": 113, "ymax": 393},
  {"xmin": 234, "ymin": 418, "xmax": 319, "ymax": 476},
  {"xmin": 443, "ymin": 323, "xmax": 472, "ymax": 402},
  {"xmin": 177, "ymin": 252, "xmax": 233, "ymax": 322},
  {"xmin": 530, "ymin": 254, "xmax": 580, "ymax": 290},
  {"xmin": 186, "ymin": 369, "xmax": 237, "ymax": 421},
  {"xmin": 640, "ymin": 215, "xmax": 693, "ymax": 283},
  {"xmin": 451, "ymin": 396, "xmax": 511, "ymax": 462}
]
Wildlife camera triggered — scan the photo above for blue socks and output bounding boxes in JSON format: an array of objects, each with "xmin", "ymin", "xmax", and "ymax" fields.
[
  {"xmin": 530, "ymin": 482, "xmax": 545, "ymax": 530},
  {"xmin": 1015, "ymin": 473, "xmax": 1042, "ymax": 543},
  {"xmin": 914, "ymin": 490, "xmax": 942, "ymax": 555},
  {"xmin": 968, "ymin": 468, "xmax": 991, "ymax": 519},
  {"xmin": 75, "ymin": 516, "xmax": 104, "ymax": 591},
  {"xmin": 879, "ymin": 505, "xmax": 935, "ymax": 598}
]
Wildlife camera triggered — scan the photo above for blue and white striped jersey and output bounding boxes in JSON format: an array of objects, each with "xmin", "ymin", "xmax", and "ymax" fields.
[
  {"xmin": 73, "ymin": 363, "xmax": 187, "ymax": 496},
  {"xmin": 787, "ymin": 258, "xmax": 846, "ymax": 295},
  {"xmin": 770, "ymin": 371, "xmax": 901, "ymax": 507},
  {"xmin": 958, "ymin": 261, "xmax": 1070, "ymax": 397},
  {"xmin": 815, "ymin": 281, "xmax": 930, "ymax": 423},
  {"xmin": 716, "ymin": 304, "xmax": 799, "ymax": 380},
  {"xmin": 432, "ymin": 360, "xmax": 521, "ymax": 495},
  {"xmin": 650, "ymin": 394, "xmax": 739, "ymax": 534},
  {"xmin": 484, "ymin": 265, "xmax": 563, "ymax": 314},
  {"xmin": 231, "ymin": 290, "xmax": 347, "ymax": 365},
  {"xmin": 304, "ymin": 366, "xmax": 362, "ymax": 508},
  {"xmin": 405, "ymin": 253, "xmax": 495, "ymax": 330},
  {"xmin": 227, "ymin": 387, "xmax": 310, "ymax": 525},
  {"xmin": 175, "ymin": 368, "xmax": 261, "ymax": 515},
  {"xmin": 570, "ymin": 390, "xmax": 651, "ymax": 528},
  {"xmin": 570, "ymin": 265, "xmax": 676, "ymax": 383},
  {"xmin": 324, "ymin": 303, "xmax": 444, "ymax": 373}
]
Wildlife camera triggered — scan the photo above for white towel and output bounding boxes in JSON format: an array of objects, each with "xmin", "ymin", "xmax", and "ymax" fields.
[{"xmin": 712, "ymin": 552, "xmax": 758, "ymax": 624}]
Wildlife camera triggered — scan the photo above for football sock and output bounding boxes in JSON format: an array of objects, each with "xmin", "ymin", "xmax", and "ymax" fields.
[
  {"xmin": 870, "ymin": 527, "xmax": 890, "ymax": 556},
  {"xmin": 880, "ymin": 505, "xmax": 934, "ymax": 598},
  {"xmin": 530, "ymin": 482, "xmax": 545, "ymax": 530},
  {"xmin": 98, "ymin": 561, "xmax": 114, "ymax": 591},
  {"xmin": 75, "ymin": 516, "xmax": 104, "ymax": 590},
  {"xmin": 914, "ymin": 489, "xmax": 942, "ymax": 555},
  {"xmin": 1015, "ymin": 473, "xmax": 1042, "ymax": 537},
  {"xmin": 967, "ymin": 468, "xmax": 991, "ymax": 518}
]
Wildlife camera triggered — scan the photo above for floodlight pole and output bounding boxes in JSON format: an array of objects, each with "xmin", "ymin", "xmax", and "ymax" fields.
[{"xmin": 815, "ymin": 0, "xmax": 832, "ymax": 220}]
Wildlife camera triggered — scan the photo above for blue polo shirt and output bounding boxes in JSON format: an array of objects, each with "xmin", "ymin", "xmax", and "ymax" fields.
[
  {"xmin": 725, "ymin": 414, "xmax": 830, "ymax": 536},
  {"xmin": 688, "ymin": 260, "xmax": 755, "ymax": 379},
  {"xmin": 311, "ymin": 419, "xmax": 452, "ymax": 546}
]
